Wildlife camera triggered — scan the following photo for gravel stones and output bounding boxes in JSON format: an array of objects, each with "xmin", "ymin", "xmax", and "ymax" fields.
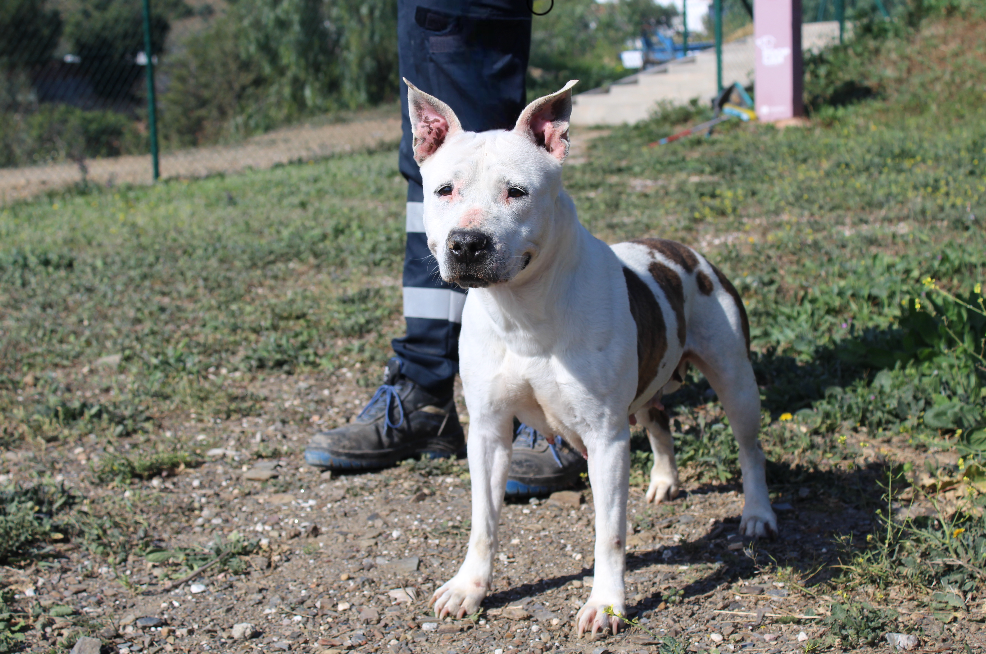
[
  {"xmin": 502, "ymin": 607, "xmax": 531, "ymax": 620},
  {"xmin": 231, "ymin": 623, "xmax": 259, "ymax": 640},
  {"xmin": 135, "ymin": 617, "xmax": 163, "ymax": 628},
  {"xmin": 70, "ymin": 636, "xmax": 102, "ymax": 654},
  {"xmin": 887, "ymin": 633, "xmax": 920, "ymax": 650},
  {"xmin": 548, "ymin": 491, "xmax": 583, "ymax": 508},
  {"xmin": 387, "ymin": 556, "xmax": 419, "ymax": 574}
]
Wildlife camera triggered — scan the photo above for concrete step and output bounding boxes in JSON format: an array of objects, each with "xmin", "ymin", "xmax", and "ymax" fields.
[{"xmin": 571, "ymin": 22, "xmax": 840, "ymax": 126}]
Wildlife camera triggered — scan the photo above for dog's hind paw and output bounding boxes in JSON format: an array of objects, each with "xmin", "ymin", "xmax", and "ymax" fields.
[
  {"xmin": 645, "ymin": 472, "xmax": 680, "ymax": 504},
  {"xmin": 739, "ymin": 506, "xmax": 778, "ymax": 539},
  {"xmin": 430, "ymin": 575, "xmax": 488, "ymax": 619},
  {"xmin": 575, "ymin": 598, "xmax": 624, "ymax": 637}
]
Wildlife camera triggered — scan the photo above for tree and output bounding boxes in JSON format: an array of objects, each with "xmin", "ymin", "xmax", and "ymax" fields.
[{"xmin": 0, "ymin": 0, "xmax": 63, "ymax": 69}]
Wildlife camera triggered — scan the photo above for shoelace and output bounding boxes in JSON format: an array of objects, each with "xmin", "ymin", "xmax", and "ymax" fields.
[
  {"xmin": 357, "ymin": 383, "xmax": 405, "ymax": 430},
  {"xmin": 515, "ymin": 423, "xmax": 564, "ymax": 468}
]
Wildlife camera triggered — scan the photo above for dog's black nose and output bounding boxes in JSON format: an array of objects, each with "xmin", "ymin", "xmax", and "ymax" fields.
[{"xmin": 447, "ymin": 230, "xmax": 491, "ymax": 265}]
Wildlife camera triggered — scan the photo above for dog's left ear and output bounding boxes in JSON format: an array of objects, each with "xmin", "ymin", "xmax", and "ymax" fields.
[
  {"xmin": 514, "ymin": 80, "xmax": 578, "ymax": 163},
  {"xmin": 405, "ymin": 78, "xmax": 462, "ymax": 165}
]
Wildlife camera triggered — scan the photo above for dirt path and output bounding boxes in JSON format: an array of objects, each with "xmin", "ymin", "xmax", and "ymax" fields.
[{"xmin": 0, "ymin": 115, "xmax": 403, "ymax": 204}]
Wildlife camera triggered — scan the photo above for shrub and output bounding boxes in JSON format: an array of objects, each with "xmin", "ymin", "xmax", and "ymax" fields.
[{"xmin": 0, "ymin": 104, "xmax": 143, "ymax": 168}]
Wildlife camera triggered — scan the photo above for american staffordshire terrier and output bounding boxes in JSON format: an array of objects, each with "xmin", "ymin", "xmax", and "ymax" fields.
[{"xmin": 405, "ymin": 78, "xmax": 778, "ymax": 637}]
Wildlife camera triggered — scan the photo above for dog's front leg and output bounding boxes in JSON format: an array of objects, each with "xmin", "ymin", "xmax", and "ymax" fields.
[
  {"xmin": 576, "ymin": 425, "xmax": 630, "ymax": 637},
  {"xmin": 431, "ymin": 412, "xmax": 513, "ymax": 619}
]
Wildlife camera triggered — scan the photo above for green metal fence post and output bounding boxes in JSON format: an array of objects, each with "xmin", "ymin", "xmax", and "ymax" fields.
[
  {"xmin": 837, "ymin": 0, "xmax": 845, "ymax": 44},
  {"xmin": 682, "ymin": 0, "xmax": 688, "ymax": 57},
  {"xmin": 142, "ymin": 0, "xmax": 160, "ymax": 181},
  {"xmin": 714, "ymin": 0, "xmax": 722, "ymax": 93}
]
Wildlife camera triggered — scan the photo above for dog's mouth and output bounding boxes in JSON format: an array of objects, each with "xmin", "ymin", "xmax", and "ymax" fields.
[{"xmin": 454, "ymin": 275, "xmax": 491, "ymax": 289}]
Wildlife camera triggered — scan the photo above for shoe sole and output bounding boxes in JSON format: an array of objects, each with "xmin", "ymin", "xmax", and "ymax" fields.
[
  {"xmin": 304, "ymin": 444, "xmax": 466, "ymax": 470},
  {"xmin": 504, "ymin": 478, "xmax": 580, "ymax": 499}
]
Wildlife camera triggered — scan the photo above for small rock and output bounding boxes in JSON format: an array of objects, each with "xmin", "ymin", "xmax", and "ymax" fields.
[
  {"xmin": 119, "ymin": 612, "xmax": 138, "ymax": 626},
  {"xmin": 584, "ymin": 577, "xmax": 594, "ymax": 588},
  {"xmin": 136, "ymin": 617, "xmax": 163, "ymax": 628},
  {"xmin": 886, "ymin": 633, "xmax": 919, "ymax": 651},
  {"xmin": 798, "ymin": 632, "xmax": 809, "ymax": 642},
  {"xmin": 231, "ymin": 623, "xmax": 258, "ymax": 640},
  {"xmin": 763, "ymin": 634, "xmax": 779, "ymax": 642},
  {"xmin": 388, "ymin": 557, "xmax": 419, "ymax": 574},
  {"xmin": 548, "ymin": 490, "xmax": 583, "ymax": 508},
  {"xmin": 268, "ymin": 493, "xmax": 295, "ymax": 504},
  {"xmin": 359, "ymin": 607, "xmax": 379, "ymax": 623},
  {"xmin": 502, "ymin": 607, "xmax": 531, "ymax": 620},
  {"xmin": 270, "ymin": 642, "xmax": 290, "ymax": 651},
  {"xmin": 70, "ymin": 636, "xmax": 102, "ymax": 654},
  {"xmin": 189, "ymin": 583, "xmax": 207, "ymax": 594},
  {"xmin": 438, "ymin": 624, "xmax": 461, "ymax": 634},
  {"xmin": 421, "ymin": 622, "xmax": 439, "ymax": 632},
  {"xmin": 709, "ymin": 633, "xmax": 723, "ymax": 643},
  {"xmin": 737, "ymin": 585, "xmax": 763, "ymax": 595},
  {"xmin": 205, "ymin": 448, "xmax": 237, "ymax": 458},
  {"xmin": 387, "ymin": 588, "xmax": 415, "ymax": 603},
  {"xmin": 95, "ymin": 353, "xmax": 122, "ymax": 369},
  {"xmin": 97, "ymin": 626, "xmax": 118, "ymax": 639},
  {"xmin": 337, "ymin": 602, "xmax": 351, "ymax": 611},
  {"xmin": 765, "ymin": 588, "xmax": 788, "ymax": 598},
  {"xmin": 727, "ymin": 542, "xmax": 745, "ymax": 551},
  {"xmin": 591, "ymin": 648, "xmax": 610, "ymax": 654},
  {"xmin": 350, "ymin": 632, "xmax": 368, "ymax": 645},
  {"xmin": 569, "ymin": 580, "xmax": 583, "ymax": 589},
  {"xmin": 243, "ymin": 468, "xmax": 279, "ymax": 482},
  {"xmin": 21, "ymin": 373, "xmax": 36, "ymax": 388},
  {"xmin": 411, "ymin": 491, "xmax": 429, "ymax": 502}
]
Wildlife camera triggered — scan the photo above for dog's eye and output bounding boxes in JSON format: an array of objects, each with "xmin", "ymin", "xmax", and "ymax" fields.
[
  {"xmin": 437, "ymin": 184, "xmax": 453, "ymax": 197},
  {"xmin": 507, "ymin": 186, "xmax": 527, "ymax": 199}
]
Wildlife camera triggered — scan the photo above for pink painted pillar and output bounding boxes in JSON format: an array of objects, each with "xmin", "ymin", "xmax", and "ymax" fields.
[{"xmin": 754, "ymin": 0, "xmax": 804, "ymax": 121}]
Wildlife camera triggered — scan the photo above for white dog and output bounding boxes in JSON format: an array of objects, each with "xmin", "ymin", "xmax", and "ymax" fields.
[{"xmin": 405, "ymin": 78, "xmax": 778, "ymax": 637}]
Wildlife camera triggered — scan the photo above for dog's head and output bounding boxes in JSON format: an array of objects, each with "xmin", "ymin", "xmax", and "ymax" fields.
[{"xmin": 405, "ymin": 79, "xmax": 578, "ymax": 289}]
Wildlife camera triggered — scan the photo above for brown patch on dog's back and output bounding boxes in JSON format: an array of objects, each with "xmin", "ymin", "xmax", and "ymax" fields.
[
  {"xmin": 696, "ymin": 271, "xmax": 714, "ymax": 295},
  {"xmin": 634, "ymin": 238, "xmax": 700, "ymax": 273},
  {"xmin": 622, "ymin": 267, "xmax": 667, "ymax": 401},
  {"xmin": 711, "ymin": 264, "xmax": 751, "ymax": 357},
  {"xmin": 647, "ymin": 261, "xmax": 687, "ymax": 348},
  {"xmin": 648, "ymin": 406, "xmax": 670, "ymax": 432}
]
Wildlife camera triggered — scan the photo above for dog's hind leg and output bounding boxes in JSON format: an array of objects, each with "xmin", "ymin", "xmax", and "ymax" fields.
[
  {"xmin": 637, "ymin": 406, "xmax": 680, "ymax": 504},
  {"xmin": 691, "ymin": 352, "xmax": 777, "ymax": 538},
  {"xmin": 431, "ymin": 411, "xmax": 513, "ymax": 619}
]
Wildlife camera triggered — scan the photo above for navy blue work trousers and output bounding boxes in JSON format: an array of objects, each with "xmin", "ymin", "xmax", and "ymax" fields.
[{"xmin": 391, "ymin": 0, "xmax": 531, "ymax": 398}]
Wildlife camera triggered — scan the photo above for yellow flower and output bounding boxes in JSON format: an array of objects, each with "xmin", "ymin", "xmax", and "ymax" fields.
[
  {"xmin": 780, "ymin": 413, "xmax": 793, "ymax": 421},
  {"xmin": 953, "ymin": 528, "xmax": 965, "ymax": 539},
  {"xmin": 914, "ymin": 299, "xmax": 922, "ymax": 310},
  {"xmin": 838, "ymin": 434, "xmax": 847, "ymax": 445},
  {"xmin": 976, "ymin": 283, "xmax": 982, "ymax": 294}
]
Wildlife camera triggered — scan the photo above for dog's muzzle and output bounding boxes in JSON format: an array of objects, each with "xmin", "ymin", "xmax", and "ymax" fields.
[{"xmin": 445, "ymin": 229, "xmax": 496, "ymax": 288}]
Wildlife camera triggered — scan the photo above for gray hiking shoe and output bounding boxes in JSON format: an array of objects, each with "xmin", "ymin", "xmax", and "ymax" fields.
[
  {"xmin": 304, "ymin": 358, "xmax": 465, "ymax": 470},
  {"xmin": 505, "ymin": 423, "xmax": 587, "ymax": 498}
]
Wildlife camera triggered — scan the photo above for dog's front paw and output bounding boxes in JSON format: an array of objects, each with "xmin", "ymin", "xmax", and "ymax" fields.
[
  {"xmin": 645, "ymin": 470, "xmax": 680, "ymax": 504},
  {"xmin": 430, "ymin": 575, "xmax": 488, "ymax": 619},
  {"xmin": 739, "ymin": 504, "xmax": 778, "ymax": 539},
  {"xmin": 575, "ymin": 595, "xmax": 624, "ymax": 638}
]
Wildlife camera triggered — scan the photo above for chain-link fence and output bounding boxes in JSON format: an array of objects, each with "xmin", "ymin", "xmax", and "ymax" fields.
[{"xmin": 0, "ymin": 0, "xmax": 403, "ymax": 204}]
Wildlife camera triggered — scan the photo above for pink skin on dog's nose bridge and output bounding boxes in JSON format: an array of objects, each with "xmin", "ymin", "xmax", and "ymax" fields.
[{"xmin": 457, "ymin": 207, "xmax": 485, "ymax": 229}]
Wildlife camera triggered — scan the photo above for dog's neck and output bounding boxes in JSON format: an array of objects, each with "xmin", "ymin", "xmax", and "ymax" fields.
[{"xmin": 470, "ymin": 190, "xmax": 598, "ymax": 343}]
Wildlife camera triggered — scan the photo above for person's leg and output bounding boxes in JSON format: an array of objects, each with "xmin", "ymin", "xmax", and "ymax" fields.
[
  {"xmin": 305, "ymin": 0, "xmax": 531, "ymax": 470},
  {"xmin": 393, "ymin": 0, "xmax": 532, "ymax": 397}
]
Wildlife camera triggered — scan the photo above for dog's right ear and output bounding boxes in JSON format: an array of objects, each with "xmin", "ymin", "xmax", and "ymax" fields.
[{"xmin": 405, "ymin": 78, "xmax": 462, "ymax": 165}]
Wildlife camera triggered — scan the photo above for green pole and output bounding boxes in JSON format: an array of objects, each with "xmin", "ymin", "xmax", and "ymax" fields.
[
  {"xmin": 873, "ymin": 0, "xmax": 890, "ymax": 18},
  {"xmin": 714, "ymin": 0, "xmax": 722, "ymax": 93},
  {"xmin": 816, "ymin": 0, "xmax": 828, "ymax": 21},
  {"xmin": 682, "ymin": 0, "xmax": 688, "ymax": 57},
  {"xmin": 837, "ymin": 0, "xmax": 845, "ymax": 44},
  {"xmin": 142, "ymin": 0, "xmax": 160, "ymax": 180}
]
